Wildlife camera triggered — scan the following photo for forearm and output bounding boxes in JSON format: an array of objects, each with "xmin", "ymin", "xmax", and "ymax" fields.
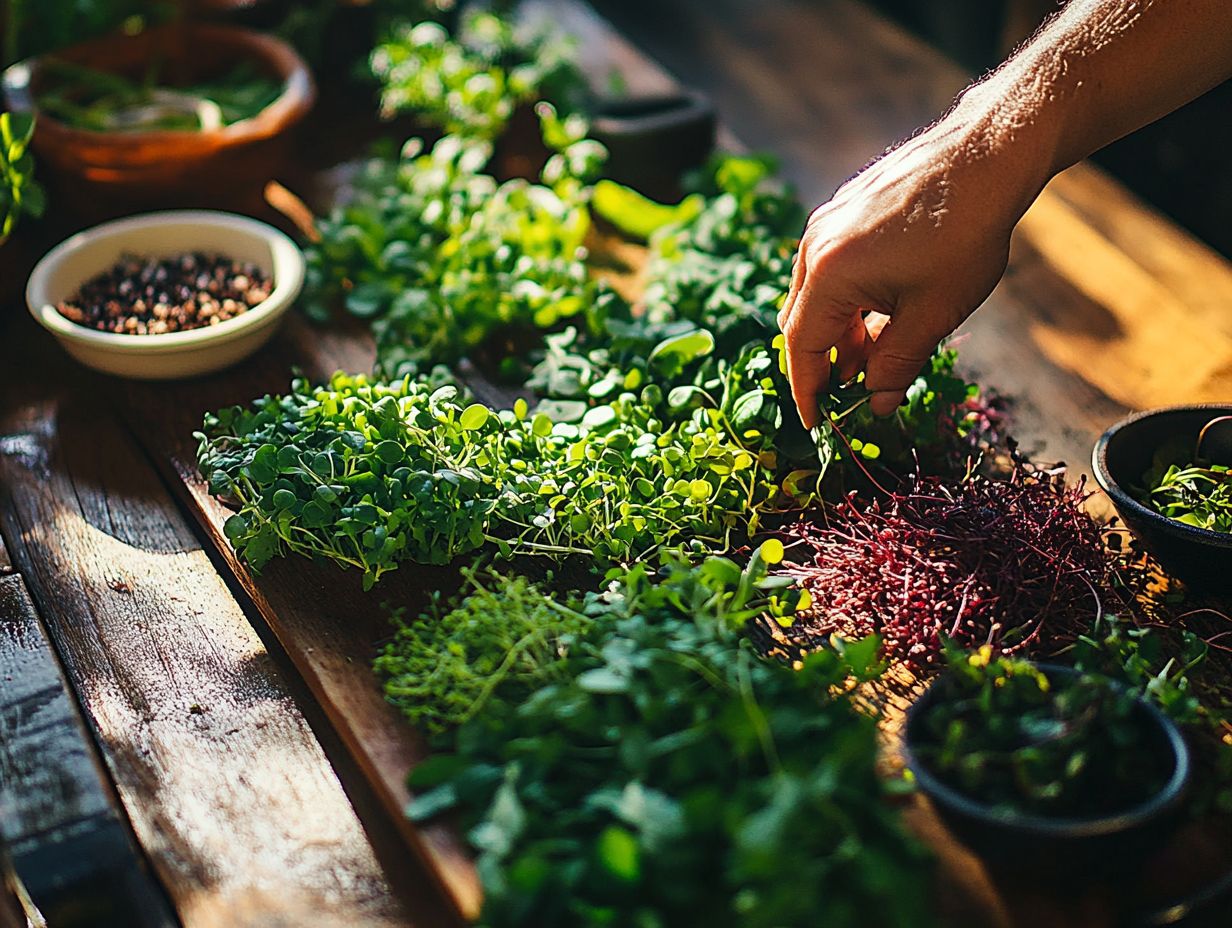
[
  {"xmin": 946, "ymin": 0, "xmax": 1232, "ymax": 218},
  {"xmin": 781, "ymin": 0, "xmax": 1232, "ymax": 423}
]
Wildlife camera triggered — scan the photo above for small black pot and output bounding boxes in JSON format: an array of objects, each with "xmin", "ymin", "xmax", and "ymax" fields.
[
  {"xmin": 589, "ymin": 89, "xmax": 716, "ymax": 202},
  {"xmin": 1092, "ymin": 404, "xmax": 1232, "ymax": 589},
  {"xmin": 903, "ymin": 664, "xmax": 1191, "ymax": 881}
]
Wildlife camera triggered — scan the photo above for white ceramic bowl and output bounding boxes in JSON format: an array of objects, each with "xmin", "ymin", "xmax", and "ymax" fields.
[{"xmin": 26, "ymin": 210, "xmax": 304, "ymax": 379}]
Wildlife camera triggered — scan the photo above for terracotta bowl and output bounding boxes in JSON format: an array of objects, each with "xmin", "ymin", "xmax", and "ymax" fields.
[{"xmin": 0, "ymin": 22, "xmax": 315, "ymax": 206}]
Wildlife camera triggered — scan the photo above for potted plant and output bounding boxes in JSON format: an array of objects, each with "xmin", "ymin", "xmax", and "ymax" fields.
[
  {"xmin": 0, "ymin": 17, "xmax": 314, "ymax": 213},
  {"xmin": 903, "ymin": 646, "xmax": 1191, "ymax": 880},
  {"xmin": 0, "ymin": 109, "xmax": 42, "ymax": 248}
]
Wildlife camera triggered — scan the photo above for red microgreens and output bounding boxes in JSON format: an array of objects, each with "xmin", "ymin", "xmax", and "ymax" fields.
[{"xmin": 776, "ymin": 462, "xmax": 1141, "ymax": 673}]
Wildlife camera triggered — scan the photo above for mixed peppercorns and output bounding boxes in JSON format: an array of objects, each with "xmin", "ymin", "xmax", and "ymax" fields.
[{"xmin": 56, "ymin": 252, "xmax": 273, "ymax": 335}]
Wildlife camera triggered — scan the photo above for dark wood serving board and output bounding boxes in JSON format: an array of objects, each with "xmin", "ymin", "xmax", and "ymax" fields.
[{"xmin": 4, "ymin": 1, "xmax": 1232, "ymax": 925}]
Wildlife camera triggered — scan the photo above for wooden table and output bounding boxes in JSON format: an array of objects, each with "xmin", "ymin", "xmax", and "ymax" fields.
[{"xmin": 2, "ymin": 2, "xmax": 1230, "ymax": 926}]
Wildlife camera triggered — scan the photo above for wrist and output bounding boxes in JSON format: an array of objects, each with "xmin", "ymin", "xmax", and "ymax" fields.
[{"xmin": 939, "ymin": 78, "xmax": 1063, "ymax": 223}]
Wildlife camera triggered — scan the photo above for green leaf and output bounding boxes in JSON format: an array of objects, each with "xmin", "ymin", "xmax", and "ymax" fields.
[
  {"xmin": 460, "ymin": 404, "xmax": 490, "ymax": 431},
  {"xmin": 596, "ymin": 826, "xmax": 641, "ymax": 882},
  {"xmin": 223, "ymin": 514, "xmax": 249, "ymax": 542},
  {"xmin": 407, "ymin": 784, "xmax": 458, "ymax": 821},
  {"xmin": 592, "ymin": 179, "xmax": 703, "ymax": 240},
  {"xmin": 648, "ymin": 329, "xmax": 715, "ymax": 368},
  {"xmin": 345, "ymin": 282, "xmax": 390, "ymax": 318},
  {"xmin": 576, "ymin": 667, "xmax": 628, "ymax": 694},
  {"xmin": 835, "ymin": 634, "xmax": 883, "ymax": 680},
  {"xmin": 375, "ymin": 440, "xmax": 405, "ymax": 464}
]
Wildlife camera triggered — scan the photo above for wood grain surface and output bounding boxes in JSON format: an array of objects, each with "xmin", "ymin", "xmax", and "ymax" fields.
[
  {"xmin": 121, "ymin": 316, "xmax": 481, "ymax": 922},
  {"xmin": 0, "ymin": 312, "xmax": 420, "ymax": 927},
  {"xmin": 4, "ymin": 0, "xmax": 1231, "ymax": 925},
  {"xmin": 0, "ymin": 572, "xmax": 175, "ymax": 928}
]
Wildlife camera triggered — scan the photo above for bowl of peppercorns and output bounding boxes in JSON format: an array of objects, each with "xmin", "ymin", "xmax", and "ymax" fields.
[{"xmin": 26, "ymin": 210, "xmax": 303, "ymax": 379}]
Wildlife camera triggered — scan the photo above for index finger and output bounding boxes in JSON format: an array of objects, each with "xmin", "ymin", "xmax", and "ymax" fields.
[{"xmin": 779, "ymin": 270, "xmax": 856, "ymax": 429}]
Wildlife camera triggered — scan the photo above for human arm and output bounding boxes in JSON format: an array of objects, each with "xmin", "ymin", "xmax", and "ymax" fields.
[{"xmin": 779, "ymin": 0, "xmax": 1232, "ymax": 427}]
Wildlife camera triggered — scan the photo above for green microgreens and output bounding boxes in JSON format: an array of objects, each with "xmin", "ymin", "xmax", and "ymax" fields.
[
  {"xmin": 195, "ymin": 372, "xmax": 785, "ymax": 587},
  {"xmin": 1142, "ymin": 456, "xmax": 1232, "ymax": 533},
  {"xmin": 303, "ymin": 113, "xmax": 608, "ymax": 378},
  {"xmin": 374, "ymin": 567, "xmax": 593, "ymax": 735},
  {"xmin": 913, "ymin": 645, "xmax": 1171, "ymax": 818},
  {"xmin": 400, "ymin": 555, "xmax": 933, "ymax": 928},
  {"xmin": 370, "ymin": 10, "xmax": 588, "ymax": 139}
]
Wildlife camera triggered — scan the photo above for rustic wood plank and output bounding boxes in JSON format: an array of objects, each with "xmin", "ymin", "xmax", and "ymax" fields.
[
  {"xmin": 0, "ymin": 309, "xmax": 422, "ymax": 927},
  {"xmin": 0, "ymin": 572, "xmax": 175, "ymax": 928},
  {"xmin": 114, "ymin": 5, "xmax": 731, "ymax": 919},
  {"xmin": 120, "ymin": 313, "xmax": 481, "ymax": 922}
]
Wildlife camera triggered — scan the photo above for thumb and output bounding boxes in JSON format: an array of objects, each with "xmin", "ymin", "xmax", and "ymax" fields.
[{"xmin": 863, "ymin": 307, "xmax": 952, "ymax": 415}]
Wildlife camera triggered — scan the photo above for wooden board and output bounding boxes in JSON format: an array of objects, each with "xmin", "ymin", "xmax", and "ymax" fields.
[
  {"xmin": 120, "ymin": 317, "xmax": 481, "ymax": 921},
  {"xmin": 0, "ymin": 572, "xmax": 175, "ymax": 928},
  {"xmin": 0, "ymin": 312, "xmax": 424, "ymax": 927},
  {"xmin": 116, "ymin": 2, "xmax": 734, "ymax": 919}
]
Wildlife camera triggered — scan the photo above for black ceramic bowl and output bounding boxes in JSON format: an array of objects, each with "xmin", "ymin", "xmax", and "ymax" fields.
[
  {"xmin": 590, "ymin": 90, "xmax": 716, "ymax": 202},
  {"xmin": 1092, "ymin": 404, "xmax": 1232, "ymax": 589},
  {"xmin": 903, "ymin": 665, "xmax": 1191, "ymax": 880}
]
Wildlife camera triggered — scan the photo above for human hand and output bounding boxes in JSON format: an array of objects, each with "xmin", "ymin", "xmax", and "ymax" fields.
[{"xmin": 777, "ymin": 119, "xmax": 1032, "ymax": 428}]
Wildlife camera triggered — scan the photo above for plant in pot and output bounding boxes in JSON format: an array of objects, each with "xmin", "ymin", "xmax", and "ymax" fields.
[
  {"xmin": 369, "ymin": 8, "xmax": 714, "ymax": 193},
  {"xmin": 0, "ymin": 11, "xmax": 314, "ymax": 215},
  {"xmin": 369, "ymin": 7, "xmax": 587, "ymax": 181},
  {"xmin": 0, "ymin": 109, "xmax": 42, "ymax": 248},
  {"xmin": 903, "ymin": 645, "xmax": 1191, "ymax": 882}
]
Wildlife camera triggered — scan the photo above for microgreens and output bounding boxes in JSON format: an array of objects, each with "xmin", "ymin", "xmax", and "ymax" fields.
[
  {"xmin": 303, "ymin": 118, "xmax": 608, "ymax": 378},
  {"xmin": 1138, "ymin": 439, "xmax": 1232, "ymax": 532},
  {"xmin": 913, "ymin": 647, "xmax": 1170, "ymax": 818},
  {"xmin": 370, "ymin": 11, "xmax": 588, "ymax": 139},
  {"xmin": 196, "ymin": 371, "xmax": 785, "ymax": 587},
  {"xmin": 401, "ymin": 555, "xmax": 933, "ymax": 928}
]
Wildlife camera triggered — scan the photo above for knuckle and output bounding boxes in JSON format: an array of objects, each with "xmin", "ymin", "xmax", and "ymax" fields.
[{"xmin": 866, "ymin": 350, "xmax": 927, "ymax": 388}]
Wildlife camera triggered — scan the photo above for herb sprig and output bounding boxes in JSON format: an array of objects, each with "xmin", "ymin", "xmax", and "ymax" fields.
[{"xmin": 0, "ymin": 111, "xmax": 44, "ymax": 240}]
